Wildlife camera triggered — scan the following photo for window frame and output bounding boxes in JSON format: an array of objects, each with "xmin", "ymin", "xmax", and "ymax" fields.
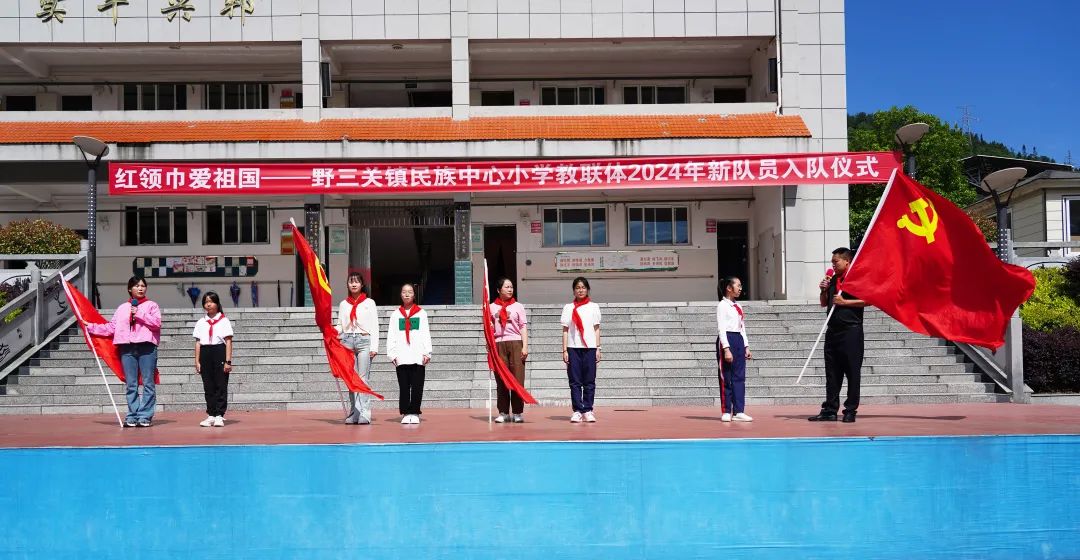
[
  {"xmin": 539, "ymin": 86, "xmax": 606, "ymax": 106},
  {"xmin": 204, "ymin": 204, "xmax": 271, "ymax": 246},
  {"xmin": 122, "ymin": 205, "xmax": 188, "ymax": 246},
  {"xmin": 1065, "ymin": 196, "xmax": 1080, "ymax": 255},
  {"xmin": 203, "ymin": 83, "xmax": 270, "ymax": 110},
  {"xmin": 541, "ymin": 206, "xmax": 609, "ymax": 248},
  {"xmin": 623, "ymin": 85, "xmax": 686, "ymax": 105},
  {"xmin": 122, "ymin": 84, "xmax": 188, "ymax": 111},
  {"xmin": 626, "ymin": 205, "xmax": 691, "ymax": 246}
]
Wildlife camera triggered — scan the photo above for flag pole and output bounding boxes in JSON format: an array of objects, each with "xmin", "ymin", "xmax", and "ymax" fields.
[
  {"xmin": 483, "ymin": 259, "xmax": 493, "ymax": 426},
  {"xmin": 334, "ymin": 379, "xmax": 349, "ymax": 417},
  {"xmin": 62, "ymin": 279, "xmax": 124, "ymax": 427},
  {"xmin": 795, "ymin": 169, "xmax": 898, "ymax": 385}
]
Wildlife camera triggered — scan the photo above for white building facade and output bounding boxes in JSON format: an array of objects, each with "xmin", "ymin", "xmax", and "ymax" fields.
[{"xmin": 0, "ymin": 0, "xmax": 856, "ymax": 309}]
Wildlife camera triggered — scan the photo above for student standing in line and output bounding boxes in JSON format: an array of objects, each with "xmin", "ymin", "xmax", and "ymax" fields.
[
  {"xmin": 85, "ymin": 276, "xmax": 162, "ymax": 428},
  {"xmin": 386, "ymin": 283, "xmax": 431, "ymax": 425},
  {"xmin": 337, "ymin": 272, "xmax": 379, "ymax": 425},
  {"xmin": 193, "ymin": 291, "xmax": 233, "ymax": 428},
  {"xmin": 716, "ymin": 277, "xmax": 753, "ymax": 423},
  {"xmin": 561, "ymin": 276, "xmax": 601, "ymax": 423},
  {"xmin": 489, "ymin": 278, "xmax": 529, "ymax": 424}
]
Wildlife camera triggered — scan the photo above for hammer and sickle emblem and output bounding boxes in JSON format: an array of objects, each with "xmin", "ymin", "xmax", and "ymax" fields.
[
  {"xmin": 896, "ymin": 198, "xmax": 938, "ymax": 244},
  {"xmin": 314, "ymin": 257, "xmax": 333, "ymax": 294}
]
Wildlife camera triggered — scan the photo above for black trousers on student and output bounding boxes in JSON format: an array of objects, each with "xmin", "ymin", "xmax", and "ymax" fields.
[
  {"xmin": 396, "ymin": 363, "xmax": 426, "ymax": 415},
  {"xmin": 822, "ymin": 325, "xmax": 864, "ymax": 415},
  {"xmin": 199, "ymin": 343, "xmax": 229, "ymax": 417}
]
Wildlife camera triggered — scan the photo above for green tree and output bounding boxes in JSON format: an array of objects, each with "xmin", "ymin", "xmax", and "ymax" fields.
[{"xmin": 847, "ymin": 106, "xmax": 978, "ymax": 245}]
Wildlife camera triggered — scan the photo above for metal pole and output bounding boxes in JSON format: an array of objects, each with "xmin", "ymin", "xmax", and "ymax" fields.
[
  {"xmin": 87, "ymin": 165, "xmax": 97, "ymax": 308},
  {"xmin": 995, "ymin": 202, "xmax": 1027, "ymax": 403}
]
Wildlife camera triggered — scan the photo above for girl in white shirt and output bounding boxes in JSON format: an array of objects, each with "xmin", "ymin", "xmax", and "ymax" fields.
[
  {"xmin": 386, "ymin": 283, "xmax": 432, "ymax": 425},
  {"xmin": 716, "ymin": 276, "xmax": 753, "ymax": 422},
  {"xmin": 337, "ymin": 272, "xmax": 380, "ymax": 425},
  {"xmin": 193, "ymin": 292, "xmax": 234, "ymax": 428},
  {"xmin": 560, "ymin": 276, "xmax": 601, "ymax": 423}
]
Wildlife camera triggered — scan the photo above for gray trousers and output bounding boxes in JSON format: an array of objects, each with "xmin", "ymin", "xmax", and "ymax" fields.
[{"xmin": 340, "ymin": 333, "xmax": 373, "ymax": 423}]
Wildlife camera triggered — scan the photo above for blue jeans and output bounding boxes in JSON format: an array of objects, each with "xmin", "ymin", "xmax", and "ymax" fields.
[
  {"xmin": 119, "ymin": 342, "xmax": 158, "ymax": 422},
  {"xmin": 340, "ymin": 333, "xmax": 373, "ymax": 423}
]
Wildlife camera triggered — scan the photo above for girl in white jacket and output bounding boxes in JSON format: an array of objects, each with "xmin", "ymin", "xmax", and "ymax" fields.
[
  {"xmin": 386, "ymin": 283, "xmax": 432, "ymax": 424},
  {"xmin": 337, "ymin": 272, "xmax": 379, "ymax": 425}
]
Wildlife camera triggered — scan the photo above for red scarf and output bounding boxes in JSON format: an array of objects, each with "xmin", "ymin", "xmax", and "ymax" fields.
[
  {"xmin": 571, "ymin": 297, "xmax": 591, "ymax": 348},
  {"xmin": 495, "ymin": 296, "xmax": 516, "ymax": 328},
  {"xmin": 732, "ymin": 299, "xmax": 744, "ymax": 328},
  {"xmin": 207, "ymin": 313, "xmax": 226, "ymax": 340},
  {"xmin": 346, "ymin": 293, "xmax": 367, "ymax": 325},
  {"xmin": 399, "ymin": 304, "xmax": 421, "ymax": 344}
]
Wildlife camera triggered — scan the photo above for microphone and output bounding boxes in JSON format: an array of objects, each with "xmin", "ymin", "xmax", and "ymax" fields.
[
  {"xmin": 129, "ymin": 298, "xmax": 138, "ymax": 326},
  {"xmin": 825, "ymin": 268, "xmax": 835, "ymax": 278}
]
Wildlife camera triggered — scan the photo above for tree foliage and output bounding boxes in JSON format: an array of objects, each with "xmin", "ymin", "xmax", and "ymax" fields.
[
  {"xmin": 847, "ymin": 106, "xmax": 978, "ymax": 245},
  {"xmin": 0, "ymin": 219, "xmax": 81, "ymax": 255}
]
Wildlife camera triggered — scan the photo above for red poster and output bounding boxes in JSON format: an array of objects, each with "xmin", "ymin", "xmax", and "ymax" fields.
[{"xmin": 109, "ymin": 152, "xmax": 901, "ymax": 196}]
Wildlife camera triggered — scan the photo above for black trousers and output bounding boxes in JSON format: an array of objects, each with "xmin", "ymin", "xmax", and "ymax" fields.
[
  {"xmin": 822, "ymin": 325, "xmax": 863, "ymax": 415},
  {"xmin": 396, "ymin": 363, "xmax": 426, "ymax": 415},
  {"xmin": 199, "ymin": 343, "xmax": 229, "ymax": 417}
]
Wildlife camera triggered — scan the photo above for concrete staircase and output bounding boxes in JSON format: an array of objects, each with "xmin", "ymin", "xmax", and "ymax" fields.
[{"xmin": 0, "ymin": 302, "xmax": 1006, "ymax": 414}]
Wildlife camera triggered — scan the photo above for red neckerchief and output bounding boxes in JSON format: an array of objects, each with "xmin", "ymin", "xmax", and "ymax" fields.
[
  {"xmin": 399, "ymin": 304, "xmax": 421, "ymax": 344},
  {"xmin": 495, "ymin": 296, "xmax": 516, "ymax": 328},
  {"xmin": 731, "ymin": 299, "xmax": 744, "ymax": 329},
  {"xmin": 572, "ymin": 297, "xmax": 591, "ymax": 348},
  {"xmin": 346, "ymin": 293, "xmax": 367, "ymax": 325},
  {"xmin": 207, "ymin": 312, "xmax": 225, "ymax": 340}
]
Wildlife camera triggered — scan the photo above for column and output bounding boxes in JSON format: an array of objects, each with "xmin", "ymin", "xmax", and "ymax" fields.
[
  {"xmin": 301, "ymin": 2, "xmax": 321, "ymax": 122},
  {"xmin": 453, "ymin": 200, "xmax": 472, "ymax": 304},
  {"xmin": 451, "ymin": 0, "xmax": 469, "ymax": 120}
]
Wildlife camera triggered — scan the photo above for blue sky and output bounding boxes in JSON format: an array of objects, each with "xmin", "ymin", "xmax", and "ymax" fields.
[{"xmin": 846, "ymin": 0, "xmax": 1079, "ymax": 165}]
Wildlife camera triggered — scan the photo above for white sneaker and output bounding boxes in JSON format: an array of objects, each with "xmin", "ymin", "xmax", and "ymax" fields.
[
  {"xmin": 199, "ymin": 416, "xmax": 215, "ymax": 428},
  {"xmin": 570, "ymin": 411, "xmax": 583, "ymax": 423},
  {"xmin": 584, "ymin": 411, "xmax": 597, "ymax": 423},
  {"xmin": 494, "ymin": 414, "xmax": 508, "ymax": 423},
  {"xmin": 511, "ymin": 414, "xmax": 524, "ymax": 423},
  {"xmin": 733, "ymin": 412, "xmax": 753, "ymax": 422},
  {"xmin": 721, "ymin": 413, "xmax": 732, "ymax": 422},
  {"xmin": 213, "ymin": 416, "xmax": 225, "ymax": 427},
  {"xmin": 410, "ymin": 414, "xmax": 421, "ymax": 425},
  {"xmin": 401, "ymin": 415, "xmax": 411, "ymax": 424}
]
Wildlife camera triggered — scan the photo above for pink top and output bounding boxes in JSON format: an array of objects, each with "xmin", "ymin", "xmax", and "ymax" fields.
[
  {"xmin": 489, "ymin": 301, "xmax": 527, "ymax": 342},
  {"xmin": 86, "ymin": 300, "xmax": 162, "ymax": 346}
]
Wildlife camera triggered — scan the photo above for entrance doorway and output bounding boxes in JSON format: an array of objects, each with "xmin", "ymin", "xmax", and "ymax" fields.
[
  {"xmin": 484, "ymin": 225, "xmax": 517, "ymax": 300},
  {"xmin": 369, "ymin": 227, "xmax": 454, "ymax": 305},
  {"xmin": 716, "ymin": 221, "xmax": 750, "ymax": 299}
]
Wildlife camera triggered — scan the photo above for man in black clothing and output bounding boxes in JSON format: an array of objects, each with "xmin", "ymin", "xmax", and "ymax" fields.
[{"xmin": 809, "ymin": 247, "xmax": 868, "ymax": 423}]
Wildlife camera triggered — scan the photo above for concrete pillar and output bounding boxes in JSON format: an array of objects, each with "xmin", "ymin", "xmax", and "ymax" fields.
[
  {"xmin": 300, "ymin": 3, "xmax": 321, "ymax": 122},
  {"xmin": 451, "ymin": 0, "xmax": 469, "ymax": 120}
]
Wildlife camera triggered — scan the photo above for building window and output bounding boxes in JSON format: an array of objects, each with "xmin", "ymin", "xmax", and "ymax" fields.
[
  {"xmin": 205, "ymin": 205, "xmax": 270, "ymax": 245},
  {"xmin": 408, "ymin": 90, "xmax": 453, "ymax": 107},
  {"xmin": 543, "ymin": 207, "xmax": 607, "ymax": 247},
  {"xmin": 3, "ymin": 96, "xmax": 36, "ymax": 111},
  {"xmin": 713, "ymin": 88, "xmax": 747, "ymax": 103},
  {"xmin": 1066, "ymin": 197, "xmax": 1080, "ymax": 254},
  {"xmin": 123, "ymin": 206, "xmax": 187, "ymax": 246},
  {"xmin": 205, "ymin": 84, "xmax": 269, "ymax": 110},
  {"xmin": 768, "ymin": 57, "xmax": 779, "ymax": 94},
  {"xmin": 540, "ymin": 87, "xmax": 605, "ymax": 106},
  {"xmin": 61, "ymin": 95, "xmax": 93, "ymax": 111},
  {"xmin": 123, "ymin": 84, "xmax": 188, "ymax": 110},
  {"xmin": 627, "ymin": 206, "xmax": 689, "ymax": 245},
  {"xmin": 624, "ymin": 85, "xmax": 685, "ymax": 104},
  {"xmin": 480, "ymin": 90, "xmax": 515, "ymax": 106}
]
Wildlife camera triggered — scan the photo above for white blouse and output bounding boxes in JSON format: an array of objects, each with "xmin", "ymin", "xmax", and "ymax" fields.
[
  {"xmin": 337, "ymin": 298, "xmax": 380, "ymax": 354},
  {"xmin": 560, "ymin": 302, "xmax": 602, "ymax": 349},
  {"xmin": 716, "ymin": 298, "xmax": 749, "ymax": 349},
  {"xmin": 192, "ymin": 313, "xmax": 234, "ymax": 346}
]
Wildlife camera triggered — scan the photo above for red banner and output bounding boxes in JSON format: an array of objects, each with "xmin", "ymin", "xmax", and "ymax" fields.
[{"xmin": 108, "ymin": 152, "xmax": 901, "ymax": 196}]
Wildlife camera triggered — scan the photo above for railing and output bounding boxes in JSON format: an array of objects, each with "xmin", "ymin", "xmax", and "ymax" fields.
[
  {"xmin": 0, "ymin": 251, "xmax": 87, "ymax": 382},
  {"xmin": 989, "ymin": 241, "xmax": 1080, "ymax": 269}
]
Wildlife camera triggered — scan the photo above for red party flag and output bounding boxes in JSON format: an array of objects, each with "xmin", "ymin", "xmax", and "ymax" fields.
[
  {"xmin": 842, "ymin": 171, "xmax": 1036, "ymax": 350},
  {"xmin": 481, "ymin": 260, "xmax": 538, "ymax": 405},
  {"xmin": 289, "ymin": 220, "xmax": 383, "ymax": 399}
]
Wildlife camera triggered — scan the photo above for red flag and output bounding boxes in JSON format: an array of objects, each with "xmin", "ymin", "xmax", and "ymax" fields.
[
  {"xmin": 842, "ymin": 172, "xmax": 1036, "ymax": 350},
  {"xmin": 61, "ymin": 279, "xmax": 160, "ymax": 384},
  {"xmin": 481, "ymin": 260, "xmax": 538, "ymax": 405},
  {"xmin": 288, "ymin": 221, "xmax": 383, "ymax": 399}
]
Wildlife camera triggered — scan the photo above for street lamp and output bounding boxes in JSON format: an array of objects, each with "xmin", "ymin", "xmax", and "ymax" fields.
[
  {"xmin": 894, "ymin": 122, "xmax": 929, "ymax": 177},
  {"xmin": 72, "ymin": 135, "xmax": 109, "ymax": 307},
  {"xmin": 973, "ymin": 166, "xmax": 1028, "ymax": 404},
  {"xmin": 975, "ymin": 166, "xmax": 1027, "ymax": 263}
]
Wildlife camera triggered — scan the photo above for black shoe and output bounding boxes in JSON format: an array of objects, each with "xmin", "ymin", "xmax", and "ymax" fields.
[
  {"xmin": 842, "ymin": 411, "xmax": 857, "ymax": 423},
  {"xmin": 808, "ymin": 412, "xmax": 838, "ymax": 422}
]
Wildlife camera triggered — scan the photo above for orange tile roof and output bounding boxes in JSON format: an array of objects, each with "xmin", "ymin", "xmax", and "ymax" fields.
[{"xmin": 0, "ymin": 113, "xmax": 809, "ymax": 144}]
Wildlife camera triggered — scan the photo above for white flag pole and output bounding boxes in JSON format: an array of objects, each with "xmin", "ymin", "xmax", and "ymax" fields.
[
  {"xmin": 62, "ymin": 279, "xmax": 124, "ymax": 427},
  {"xmin": 795, "ymin": 169, "xmax": 898, "ymax": 384}
]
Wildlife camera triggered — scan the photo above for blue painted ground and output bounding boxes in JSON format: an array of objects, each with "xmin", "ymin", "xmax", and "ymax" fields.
[{"xmin": 1, "ymin": 435, "xmax": 1077, "ymax": 559}]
